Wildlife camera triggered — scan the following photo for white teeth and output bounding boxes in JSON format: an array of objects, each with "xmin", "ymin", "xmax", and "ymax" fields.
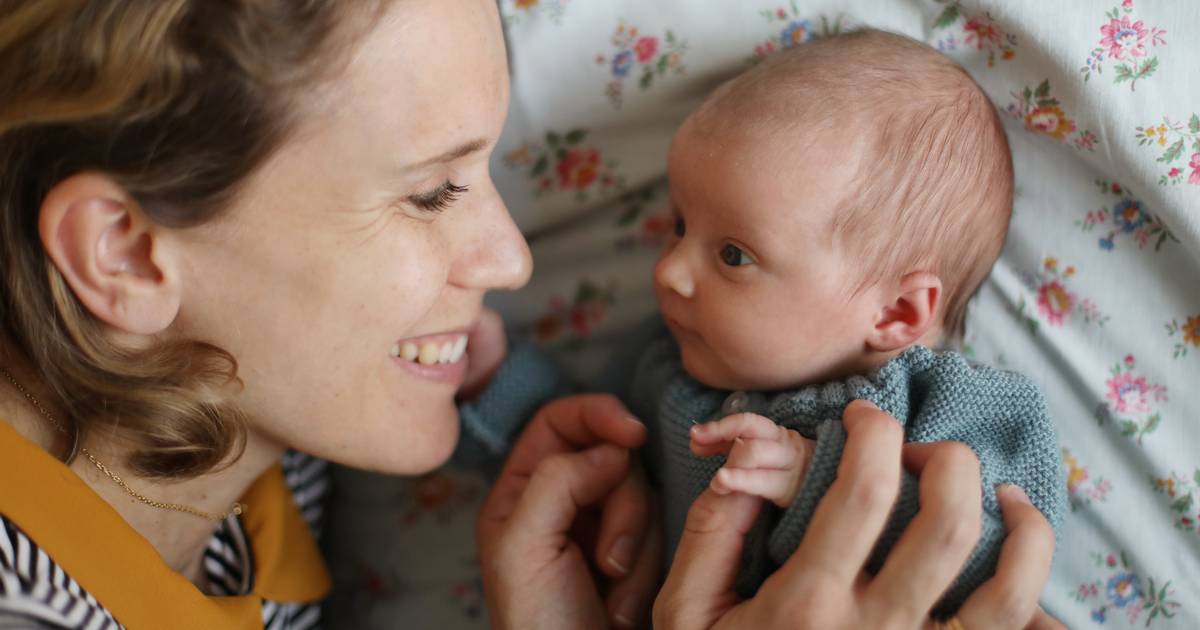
[
  {"xmin": 450, "ymin": 336, "xmax": 468, "ymax": 363},
  {"xmin": 393, "ymin": 335, "xmax": 469, "ymax": 365},
  {"xmin": 418, "ymin": 342, "xmax": 440, "ymax": 365}
]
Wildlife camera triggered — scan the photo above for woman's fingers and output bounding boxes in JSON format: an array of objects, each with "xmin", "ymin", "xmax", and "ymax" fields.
[
  {"xmin": 606, "ymin": 505, "xmax": 664, "ymax": 629},
  {"xmin": 654, "ymin": 489, "xmax": 763, "ymax": 629},
  {"xmin": 782, "ymin": 400, "xmax": 904, "ymax": 589},
  {"xmin": 596, "ymin": 464, "xmax": 651, "ymax": 578},
  {"xmin": 866, "ymin": 441, "xmax": 982, "ymax": 624},
  {"xmin": 507, "ymin": 395, "xmax": 647, "ymax": 477},
  {"xmin": 957, "ymin": 485, "xmax": 1056, "ymax": 630},
  {"xmin": 503, "ymin": 445, "xmax": 631, "ymax": 548}
]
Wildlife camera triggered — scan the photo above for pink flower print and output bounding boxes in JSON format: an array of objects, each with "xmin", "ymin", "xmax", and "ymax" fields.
[
  {"xmin": 776, "ymin": 8, "xmax": 787, "ymax": 19},
  {"xmin": 1122, "ymin": 0, "xmax": 1133, "ymax": 8},
  {"xmin": 1189, "ymin": 153, "xmax": 1200, "ymax": 184},
  {"xmin": 1168, "ymin": 167, "xmax": 1181, "ymax": 178},
  {"xmin": 963, "ymin": 15, "xmax": 1002, "ymax": 50},
  {"xmin": 633, "ymin": 36, "xmax": 659, "ymax": 63},
  {"xmin": 1036, "ymin": 280, "xmax": 1075, "ymax": 325},
  {"xmin": 1105, "ymin": 372, "xmax": 1156, "ymax": 414},
  {"xmin": 1100, "ymin": 16, "xmax": 1149, "ymax": 60}
]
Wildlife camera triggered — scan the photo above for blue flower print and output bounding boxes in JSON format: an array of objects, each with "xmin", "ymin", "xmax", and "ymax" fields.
[
  {"xmin": 1112, "ymin": 198, "xmax": 1147, "ymax": 233},
  {"xmin": 779, "ymin": 19, "xmax": 813, "ymax": 49},
  {"xmin": 611, "ymin": 50, "xmax": 634, "ymax": 78},
  {"xmin": 1106, "ymin": 572, "xmax": 1143, "ymax": 608}
]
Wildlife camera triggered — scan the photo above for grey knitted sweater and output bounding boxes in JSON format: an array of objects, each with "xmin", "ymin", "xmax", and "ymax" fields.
[{"xmin": 459, "ymin": 334, "xmax": 1066, "ymax": 616}]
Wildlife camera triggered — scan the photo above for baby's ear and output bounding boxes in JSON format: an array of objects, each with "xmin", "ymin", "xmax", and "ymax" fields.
[{"xmin": 866, "ymin": 272, "xmax": 942, "ymax": 353}]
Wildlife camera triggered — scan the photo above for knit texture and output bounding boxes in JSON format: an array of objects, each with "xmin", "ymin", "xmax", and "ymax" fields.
[
  {"xmin": 461, "ymin": 333, "xmax": 1066, "ymax": 617},
  {"xmin": 630, "ymin": 337, "xmax": 1066, "ymax": 617}
]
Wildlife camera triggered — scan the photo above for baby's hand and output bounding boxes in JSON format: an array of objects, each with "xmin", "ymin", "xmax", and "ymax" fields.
[{"xmin": 689, "ymin": 413, "xmax": 814, "ymax": 508}]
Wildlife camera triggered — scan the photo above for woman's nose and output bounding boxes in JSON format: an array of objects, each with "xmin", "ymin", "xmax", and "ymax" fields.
[
  {"xmin": 655, "ymin": 244, "xmax": 695, "ymax": 298},
  {"xmin": 449, "ymin": 190, "xmax": 533, "ymax": 291}
]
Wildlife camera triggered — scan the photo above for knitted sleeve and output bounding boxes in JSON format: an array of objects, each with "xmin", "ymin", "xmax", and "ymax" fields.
[
  {"xmin": 452, "ymin": 341, "xmax": 568, "ymax": 473},
  {"xmin": 763, "ymin": 350, "xmax": 1066, "ymax": 617}
]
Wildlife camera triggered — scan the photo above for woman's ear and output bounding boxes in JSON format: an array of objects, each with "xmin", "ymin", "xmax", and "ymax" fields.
[
  {"xmin": 38, "ymin": 172, "xmax": 181, "ymax": 335},
  {"xmin": 866, "ymin": 271, "xmax": 942, "ymax": 353}
]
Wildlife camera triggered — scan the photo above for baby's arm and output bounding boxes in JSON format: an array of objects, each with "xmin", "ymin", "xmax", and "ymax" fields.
[{"xmin": 689, "ymin": 413, "xmax": 814, "ymax": 508}]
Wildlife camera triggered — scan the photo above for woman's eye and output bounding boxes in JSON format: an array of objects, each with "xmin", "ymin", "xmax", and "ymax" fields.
[
  {"xmin": 409, "ymin": 181, "xmax": 468, "ymax": 212},
  {"xmin": 719, "ymin": 243, "xmax": 754, "ymax": 267},
  {"xmin": 673, "ymin": 214, "xmax": 686, "ymax": 237}
]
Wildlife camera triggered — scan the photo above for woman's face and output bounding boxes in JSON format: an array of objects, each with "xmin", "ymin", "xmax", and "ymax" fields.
[{"xmin": 172, "ymin": 0, "xmax": 529, "ymax": 474}]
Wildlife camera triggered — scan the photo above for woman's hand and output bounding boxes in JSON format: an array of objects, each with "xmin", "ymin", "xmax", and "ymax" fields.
[
  {"xmin": 655, "ymin": 400, "xmax": 1062, "ymax": 630},
  {"xmin": 477, "ymin": 394, "xmax": 664, "ymax": 629}
]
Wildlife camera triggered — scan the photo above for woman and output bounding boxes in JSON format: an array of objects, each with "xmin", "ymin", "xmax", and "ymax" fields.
[{"xmin": 0, "ymin": 0, "xmax": 1056, "ymax": 628}]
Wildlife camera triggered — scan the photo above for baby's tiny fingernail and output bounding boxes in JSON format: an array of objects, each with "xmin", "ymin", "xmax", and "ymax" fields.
[
  {"xmin": 999, "ymin": 484, "xmax": 1033, "ymax": 505},
  {"xmin": 607, "ymin": 535, "xmax": 635, "ymax": 576},
  {"xmin": 623, "ymin": 414, "xmax": 643, "ymax": 426},
  {"xmin": 612, "ymin": 593, "xmax": 641, "ymax": 628},
  {"xmin": 853, "ymin": 399, "xmax": 880, "ymax": 411}
]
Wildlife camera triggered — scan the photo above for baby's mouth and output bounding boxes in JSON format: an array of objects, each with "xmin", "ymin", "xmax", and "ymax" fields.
[{"xmin": 389, "ymin": 334, "xmax": 468, "ymax": 366}]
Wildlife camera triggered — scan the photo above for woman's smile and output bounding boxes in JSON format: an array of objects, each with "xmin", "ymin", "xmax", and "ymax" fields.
[{"xmin": 389, "ymin": 330, "xmax": 470, "ymax": 385}]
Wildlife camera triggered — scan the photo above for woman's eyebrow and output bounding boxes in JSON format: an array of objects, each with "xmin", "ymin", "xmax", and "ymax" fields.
[{"xmin": 401, "ymin": 138, "xmax": 488, "ymax": 173}]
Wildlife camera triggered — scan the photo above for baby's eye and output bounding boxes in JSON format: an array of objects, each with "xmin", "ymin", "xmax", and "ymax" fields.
[
  {"xmin": 719, "ymin": 243, "xmax": 754, "ymax": 267},
  {"xmin": 673, "ymin": 214, "xmax": 686, "ymax": 237}
]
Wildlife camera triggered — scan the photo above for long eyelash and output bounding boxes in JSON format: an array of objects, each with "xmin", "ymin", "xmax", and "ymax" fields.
[{"xmin": 410, "ymin": 181, "xmax": 469, "ymax": 212}]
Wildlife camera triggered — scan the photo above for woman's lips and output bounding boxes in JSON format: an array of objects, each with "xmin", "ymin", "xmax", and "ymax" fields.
[{"xmin": 390, "ymin": 331, "xmax": 469, "ymax": 385}]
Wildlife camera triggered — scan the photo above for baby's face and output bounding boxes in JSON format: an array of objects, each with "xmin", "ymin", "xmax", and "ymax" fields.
[{"xmin": 656, "ymin": 114, "xmax": 877, "ymax": 391}]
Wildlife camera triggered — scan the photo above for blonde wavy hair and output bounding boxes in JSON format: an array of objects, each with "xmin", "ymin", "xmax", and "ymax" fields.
[{"xmin": 0, "ymin": 0, "xmax": 378, "ymax": 478}]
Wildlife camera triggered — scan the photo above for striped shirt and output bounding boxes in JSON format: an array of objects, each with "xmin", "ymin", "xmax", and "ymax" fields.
[{"xmin": 0, "ymin": 451, "xmax": 329, "ymax": 629}]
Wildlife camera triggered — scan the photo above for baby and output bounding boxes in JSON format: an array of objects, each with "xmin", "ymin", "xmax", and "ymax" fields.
[
  {"xmin": 621, "ymin": 28, "xmax": 1064, "ymax": 614},
  {"xmin": 463, "ymin": 28, "xmax": 1065, "ymax": 617}
]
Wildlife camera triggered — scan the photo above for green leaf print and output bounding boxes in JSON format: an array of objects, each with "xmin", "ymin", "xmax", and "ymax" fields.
[
  {"xmin": 1034, "ymin": 79, "xmax": 1051, "ymax": 98},
  {"xmin": 1159, "ymin": 139, "xmax": 1184, "ymax": 164},
  {"xmin": 934, "ymin": 5, "xmax": 960, "ymax": 29},
  {"xmin": 1189, "ymin": 114, "xmax": 1200, "ymax": 134},
  {"xmin": 546, "ymin": 131, "xmax": 561, "ymax": 146},
  {"xmin": 531, "ymin": 155, "xmax": 549, "ymax": 177},
  {"xmin": 564, "ymin": 129, "xmax": 587, "ymax": 144}
]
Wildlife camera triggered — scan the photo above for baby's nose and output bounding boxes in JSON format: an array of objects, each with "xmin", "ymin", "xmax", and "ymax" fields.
[{"xmin": 655, "ymin": 248, "xmax": 695, "ymax": 298}]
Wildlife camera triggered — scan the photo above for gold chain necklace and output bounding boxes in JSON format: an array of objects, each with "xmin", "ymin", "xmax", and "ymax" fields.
[{"xmin": 0, "ymin": 366, "xmax": 244, "ymax": 522}]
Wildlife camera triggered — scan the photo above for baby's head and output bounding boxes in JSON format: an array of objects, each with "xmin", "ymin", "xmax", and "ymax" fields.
[{"xmin": 656, "ymin": 28, "xmax": 1013, "ymax": 391}]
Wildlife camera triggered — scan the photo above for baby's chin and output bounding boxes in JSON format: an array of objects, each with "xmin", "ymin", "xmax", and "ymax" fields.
[{"xmin": 679, "ymin": 344, "xmax": 779, "ymax": 392}]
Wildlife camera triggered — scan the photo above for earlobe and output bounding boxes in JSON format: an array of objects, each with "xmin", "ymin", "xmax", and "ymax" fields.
[
  {"xmin": 38, "ymin": 172, "xmax": 181, "ymax": 336},
  {"xmin": 866, "ymin": 272, "xmax": 942, "ymax": 353}
]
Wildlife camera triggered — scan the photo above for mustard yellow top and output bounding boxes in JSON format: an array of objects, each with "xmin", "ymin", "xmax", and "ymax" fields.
[{"xmin": 0, "ymin": 419, "xmax": 331, "ymax": 630}]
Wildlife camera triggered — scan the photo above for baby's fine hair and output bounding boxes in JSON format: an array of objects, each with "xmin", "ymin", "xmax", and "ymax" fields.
[{"xmin": 697, "ymin": 28, "xmax": 1014, "ymax": 340}]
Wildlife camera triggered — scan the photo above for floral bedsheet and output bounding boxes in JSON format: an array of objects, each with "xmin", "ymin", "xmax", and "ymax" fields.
[{"xmin": 323, "ymin": 1, "xmax": 1200, "ymax": 627}]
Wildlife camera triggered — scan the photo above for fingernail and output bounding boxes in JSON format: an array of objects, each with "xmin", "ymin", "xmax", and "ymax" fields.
[
  {"xmin": 623, "ymin": 414, "xmax": 644, "ymax": 426},
  {"xmin": 607, "ymin": 535, "xmax": 635, "ymax": 576},
  {"xmin": 999, "ymin": 484, "xmax": 1032, "ymax": 505},
  {"xmin": 853, "ymin": 399, "xmax": 880, "ymax": 411},
  {"xmin": 612, "ymin": 594, "xmax": 640, "ymax": 628}
]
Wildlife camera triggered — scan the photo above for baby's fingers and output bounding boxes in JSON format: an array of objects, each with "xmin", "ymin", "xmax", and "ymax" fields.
[
  {"xmin": 711, "ymin": 467, "xmax": 800, "ymax": 507},
  {"xmin": 725, "ymin": 437, "xmax": 806, "ymax": 470},
  {"xmin": 690, "ymin": 413, "xmax": 785, "ymax": 445}
]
